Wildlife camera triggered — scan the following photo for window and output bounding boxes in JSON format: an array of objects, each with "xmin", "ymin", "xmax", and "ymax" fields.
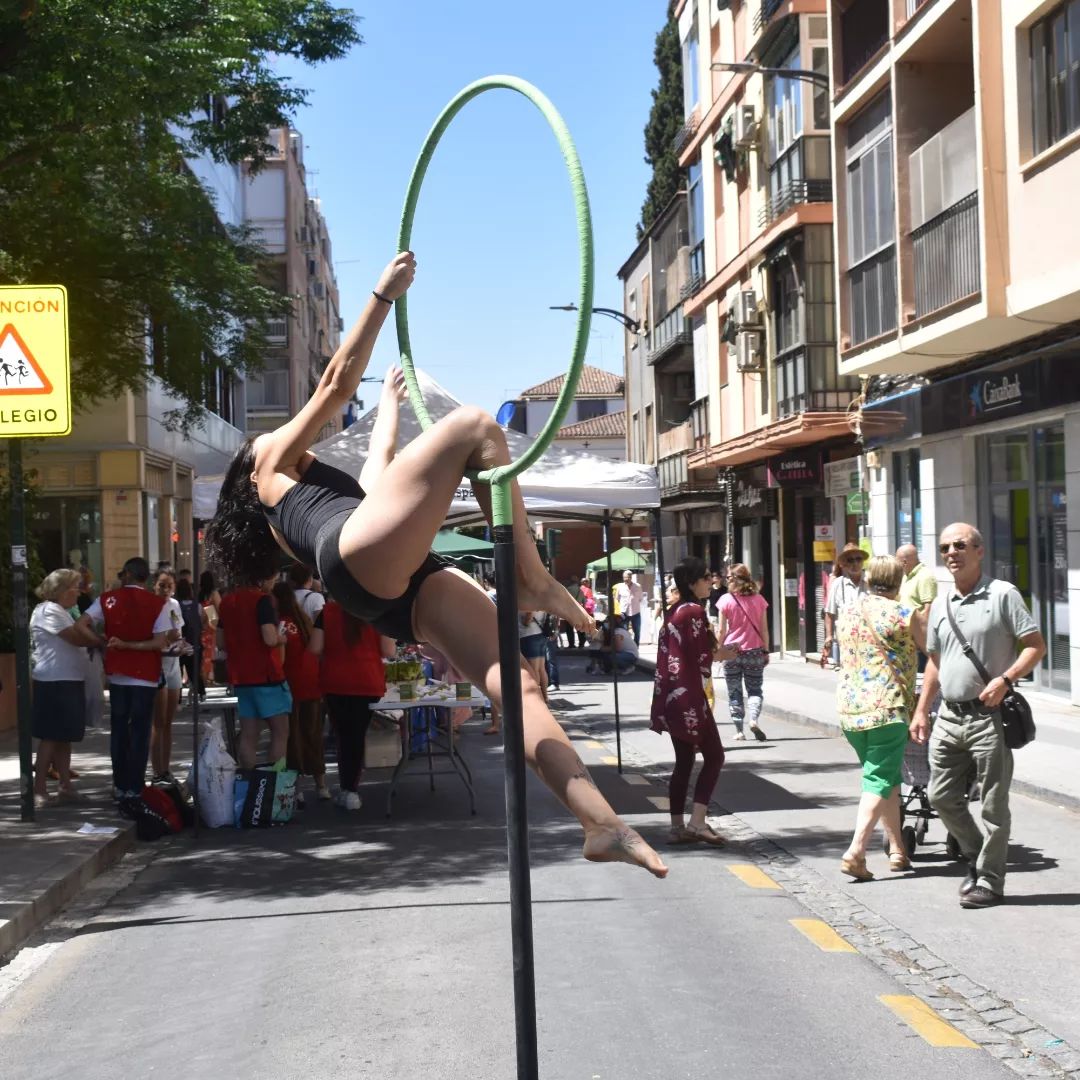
[
  {"xmin": 576, "ymin": 400, "xmax": 606, "ymax": 423},
  {"xmin": 644, "ymin": 405, "xmax": 654, "ymax": 462},
  {"xmin": 846, "ymin": 96, "xmax": 894, "ymax": 266},
  {"xmin": 1030, "ymin": 1, "xmax": 1080, "ymax": 155},
  {"xmin": 767, "ymin": 49, "xmax": 804, "ymax": 164},
  {"xmin": 688, "ymin": 160, "xmax": 704, "ymax": 247},
  {"xmin": 684, "ymin": 21, "xmax": 700, "ymax": 116}
]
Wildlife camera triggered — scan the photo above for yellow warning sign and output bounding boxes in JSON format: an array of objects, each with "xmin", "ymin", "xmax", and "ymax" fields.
[{"xmin": 0, "ymin": 285, "xmax": 71, "ymax": 438}]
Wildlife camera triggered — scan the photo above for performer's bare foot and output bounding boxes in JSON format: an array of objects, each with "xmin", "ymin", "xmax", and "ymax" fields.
[
  {"xmin": 583, "ymin": 822, "xmax": 669, "ymax": 878},
  {"xmin": 519, "ymin": 571, "xmax": 595, "ymax": 637}
]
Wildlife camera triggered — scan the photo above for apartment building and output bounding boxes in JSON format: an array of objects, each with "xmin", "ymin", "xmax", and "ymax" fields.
[
  {"xmin": 829, "ymin": 0, "xmax": 1080, "ymax": 698},
  {"xmin": 243, "ymin": 127, "xmax": 343, "ymax": 440},
  {"xmin": 659, "ymin": 0, "xmax": 861, "ymax": 656},
  {"xmin": 621, "ymin": 190, "xmax": 721, "ymax": 575}
]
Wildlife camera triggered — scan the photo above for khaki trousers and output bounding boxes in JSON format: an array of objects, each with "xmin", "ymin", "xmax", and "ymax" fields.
[{"xmin": 928, "ymin": 701, "xmax": 1013, "ymax": 895}]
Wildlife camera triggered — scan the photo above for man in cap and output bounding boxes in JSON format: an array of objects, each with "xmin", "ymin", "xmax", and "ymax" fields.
[{"xmin": 822, "ymin": 543, "xmax": 868, "ymax": 668}]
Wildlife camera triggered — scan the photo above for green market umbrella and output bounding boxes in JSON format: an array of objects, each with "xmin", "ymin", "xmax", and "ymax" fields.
[
  {"xmin": 584, "ymin": 546, "xmax": 649, "ymax": 574},
  {"xmin": 431, "ymin": 530, "xmax": 494, "ymax": 561}
]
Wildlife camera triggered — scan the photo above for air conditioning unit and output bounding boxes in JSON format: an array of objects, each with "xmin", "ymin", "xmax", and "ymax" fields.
[
  {"xmin": 735, "ymin": 330, "xmax": 763, "ymax": 372},
  {"xmin": 735, "ymin": 104, "xmax": 757, "ymax": 148},
  {"xmin": 735, "ymin": 288, "xmax": 760, "ymax": 327}
]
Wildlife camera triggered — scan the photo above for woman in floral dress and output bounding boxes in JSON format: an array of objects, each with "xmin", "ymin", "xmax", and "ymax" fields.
[
  {"xmin": 650, "ymin": 556, "xmax": 737, "ymax": 846},
  {"xmin": 836, "ymin": 555, "xmax": 925, "ymax": 880}
]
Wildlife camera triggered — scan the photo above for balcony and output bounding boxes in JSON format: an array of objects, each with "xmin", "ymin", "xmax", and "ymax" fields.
[
  {"xmin": 672, "ymin": 111, "xmax": 700, "ymax": 157},
  {"xmin": 758, "ymin": 179, "xmax": 832, "ymax": 228},
  {"xmin": 753, "ymin": 0, "xmax": 784, "ymax": 35},
  {"xmin": 775, "ymin": 346, "xmax": 860, "ymax": 418},
  {"xmin": 912, "ymin": 192, "xmax": 979, "ymax": 319},
  {"xmin": 248, "ymin": 218, "xmax": 286, "ymax": 254},
  {"xmin": 840, "ymin": 0, "xmax": 889, "ymax": 85},
  {"xmin": 245, "ymin": 369, "xmax": 290, "ymax": 410},
  {"xmin": 266, "ymin": 318, "xmax": 288, "ymax": 346},
  {"xmin": 679, "ymin": 241, "xmax": 706, "ymax": 301},
  {"xmin": 647, "ymin": 308, "xmax": 693, "ymax": 366},
  {"xmin": 905, "ymin": 0, "xmax": 930, "ymax": 19},
  {"xmin": 908, "ymin": 107, "xmax": 979, "ymax": 319},
  {"xmin": 658, "ymin": 421, "xmax": 692, "ymax": 459},
  {"xmin": 848, "ymin": 245, "xmax": 898, "ymax": 347}
]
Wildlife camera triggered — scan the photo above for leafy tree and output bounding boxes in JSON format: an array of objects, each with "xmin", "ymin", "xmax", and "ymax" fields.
[
  {"xmin": 0, "ymin": 1, "xmax": 361, "ymax": 429},
  {"xmin": 637, "ymin": 1, "xmax": 685, "ymax": 240}
]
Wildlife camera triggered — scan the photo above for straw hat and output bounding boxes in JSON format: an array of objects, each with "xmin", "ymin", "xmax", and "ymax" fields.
[{"xmin": 838, "ymin": 543, "xmax": 868, "ymax": 562}]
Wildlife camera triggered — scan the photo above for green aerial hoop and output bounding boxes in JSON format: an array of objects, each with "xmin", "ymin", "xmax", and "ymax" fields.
[{"xmin": 394, "ymin": 74, "xmax": 594, "ymax": 527}]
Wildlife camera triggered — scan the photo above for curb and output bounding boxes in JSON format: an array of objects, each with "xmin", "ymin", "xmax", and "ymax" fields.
[
  {"xmin": 635, "ymin": 656, "xmax": 1080, "ymax": 814},
  {"xmin": 0, "ymin": 823, "xmax": 136, "ymax": 959}
]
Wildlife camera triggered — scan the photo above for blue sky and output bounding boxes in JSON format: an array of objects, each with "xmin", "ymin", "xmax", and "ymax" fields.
[{"xmin": 277, "ymin": 2, "xmax": 667, "ymax": 415}]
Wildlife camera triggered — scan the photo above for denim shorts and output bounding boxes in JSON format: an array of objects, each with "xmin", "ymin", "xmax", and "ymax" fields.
[
  {"xmin": 520, "ymin": 634, "xmax": 546, "ymax": 661},
  {"xmin": 159, "ymin": 656, "xmax": 182, "ymax": 691},
  {"xmin": 236, "ymin": 682, "xmax": 293, "ymax": 721}
]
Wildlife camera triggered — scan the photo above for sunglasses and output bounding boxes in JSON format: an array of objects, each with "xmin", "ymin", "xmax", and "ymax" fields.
[{"xmin": 939, "ymin": 540, "xmax": 974, "ymax": 554}]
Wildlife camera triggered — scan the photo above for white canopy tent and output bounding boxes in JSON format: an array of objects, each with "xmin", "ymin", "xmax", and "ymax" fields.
[{"xmin": 193, "ymin": 370, "xmax": 660, "ymax": 523}]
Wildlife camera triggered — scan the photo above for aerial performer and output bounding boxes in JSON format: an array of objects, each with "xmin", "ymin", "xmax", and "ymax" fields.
[{"xmin": 205, "ymin": 251, "xmax": 668, "ymax": 879}]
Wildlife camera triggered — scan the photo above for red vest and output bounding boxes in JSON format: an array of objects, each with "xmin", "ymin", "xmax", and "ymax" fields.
[
  {"xmin": 320, "ymin": 603, "xmax": 386, "ymax": 697},
  {"xmin": 282, "ymin": 619, "xmax": 320, "ymax": 702},
  {"xmin": 219, "ymin": 588, "xmax": 285, "ymax": 687},
  {"xmin": 102, "ymin": 587, "xmax": 166, "ymax": 683}
]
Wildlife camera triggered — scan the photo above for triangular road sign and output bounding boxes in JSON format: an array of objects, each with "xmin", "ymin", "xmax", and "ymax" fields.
[{"xmin": 0, "ymin": 323, "xmax": 54, "ymax": 395}]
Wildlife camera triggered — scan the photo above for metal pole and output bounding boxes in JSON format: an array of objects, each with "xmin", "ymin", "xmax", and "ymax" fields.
[
  {"xmin": 494, "ymin": 525, "xmax": 538, "ymax": 1080},
  {"xmin": 603, "ymin": 512, "xmax": 622, "ymax": 774},
  {"xmin": 9, "ymin": 440, "xmax": 34, "ymax": 822},
  {"xmin": 191, "ymin": 518, "xmax": 202, "ymax": 838},
  {"xmin": 653, "ymin": 509, "xmax": 668, "ymax": 617}
]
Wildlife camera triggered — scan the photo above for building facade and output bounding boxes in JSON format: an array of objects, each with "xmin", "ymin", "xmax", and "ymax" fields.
[
  {"xmin": 830, "ymin": 0, "xmax": 1080, "ymax": 699},
  {"xmin": 243, "ymin": 127, "xmax": 343, "ymax": 441},
  {"xmin": 663, "ymin": 0, "xmax": 859, "ymax": 656}
]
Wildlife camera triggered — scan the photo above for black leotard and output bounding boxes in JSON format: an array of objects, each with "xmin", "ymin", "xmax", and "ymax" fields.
[{"xmin": 261, "ymin": 458, "xmax": 447, "ymax": 643}]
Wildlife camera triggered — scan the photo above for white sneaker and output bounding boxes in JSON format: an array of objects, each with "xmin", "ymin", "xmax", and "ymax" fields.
[
  {"xmin": 342, "ymin": 791, "xmax": 361, "ymax": 811},
  {"xmin": 733, "ymin": 731, "xmax": 746, "ymax": 741},
  {"xmin": 316, "ymin": 785, "xmax": 332, "ymax": 801}
]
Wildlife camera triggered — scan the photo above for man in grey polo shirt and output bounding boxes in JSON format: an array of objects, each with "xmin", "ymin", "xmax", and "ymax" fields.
[{"xmin": 910, "ymin": 522, "xmax": 1045, "ymax": 909}]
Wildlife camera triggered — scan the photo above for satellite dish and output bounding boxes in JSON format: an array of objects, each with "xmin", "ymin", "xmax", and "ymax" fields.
[{"xmin": 496, "ymin": 400, "xmax": 518, "ymax": 427}]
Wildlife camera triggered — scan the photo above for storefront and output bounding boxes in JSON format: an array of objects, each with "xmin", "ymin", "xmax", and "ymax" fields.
[{"xmin": 863, "ymin": 340, "xmax": 1080, "ymax": 698}]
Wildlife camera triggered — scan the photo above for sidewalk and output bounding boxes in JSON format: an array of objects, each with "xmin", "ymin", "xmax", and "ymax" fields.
[{"xmin": 634, "ymin": 644, "xmax": 1080, "ymax": 811}]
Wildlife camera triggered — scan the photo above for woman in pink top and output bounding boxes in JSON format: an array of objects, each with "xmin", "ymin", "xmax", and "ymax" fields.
[{"xmin": 716, "ymin": 563, "xmax": 770, "ymax": 742}]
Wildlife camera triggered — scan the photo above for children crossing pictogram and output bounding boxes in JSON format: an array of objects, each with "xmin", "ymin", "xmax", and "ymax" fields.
[{"xmin": 0, "ymin": 323, "xmax": 53, "ymax": 394}]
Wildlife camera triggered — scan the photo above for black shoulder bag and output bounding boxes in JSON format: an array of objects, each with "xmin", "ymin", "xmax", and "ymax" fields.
[{"xmin": 943, "ymin": 599, "xmax": 1036, "ymax": 750}]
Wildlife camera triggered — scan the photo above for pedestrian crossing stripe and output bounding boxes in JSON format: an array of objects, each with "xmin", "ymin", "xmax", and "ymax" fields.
[
  {"xmin": 0, "ymin": 323, "xmax": 53, "ymax": 395},
  {"xmin": 879, "ymin": 995, "xmax": 978, "ymax": 1048},
  {"xmin": 621, "ymin": 774, "xmax": 651, "ymax": 786}
]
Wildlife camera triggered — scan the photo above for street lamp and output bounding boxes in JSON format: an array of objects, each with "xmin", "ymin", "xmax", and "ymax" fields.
[
  {"xmin": 710, "ymin": 60, "xmax": 830, "ymax": 89},
  {"xmin": 549, "ymin": 303, "xmax": 646, "ymax": 336}
]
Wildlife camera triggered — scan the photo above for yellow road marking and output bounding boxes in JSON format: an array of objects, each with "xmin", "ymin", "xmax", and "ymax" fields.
[
  {"xmin": 726, "ymin": 864, "xmax": 783, "ymax": 890},
  {"xmin": 879, "ymin": 996, "xmax": 978, "ymax": 1048},
  {"xmin": 622, "ymin": 774, "xmax": 651, "ymax": 786},
  {"xmin": 789, "ymin": 919, "xmax": 857, "ymax": 953},
  {"xmin": 585, "ymin": 740, "xmax": 604, "ymax": 749},
  {"xmin": 646, "ymin": 795, "xmax": 670, "ymax": 811},
  {"xmin": 600, "ymin": 755, "xmax": 619, "ymax": 765}
]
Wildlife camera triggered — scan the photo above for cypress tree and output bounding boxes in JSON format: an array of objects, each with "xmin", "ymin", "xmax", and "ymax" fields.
[{"xmin": 638, "ymin": 2, "xmax": 685, "ymax": 240}]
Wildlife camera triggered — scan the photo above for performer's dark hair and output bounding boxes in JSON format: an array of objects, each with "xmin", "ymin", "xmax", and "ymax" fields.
[
  {"xmin": 204, "ymin": 435, "xmax": 282, "ymax": 587},
  {"xmin": 672, "ymin": 556, "xmax": 708, "ymax": 605}
]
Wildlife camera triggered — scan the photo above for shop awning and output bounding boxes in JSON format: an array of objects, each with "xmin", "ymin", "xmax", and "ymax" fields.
[{"xmin": 687, "ymin": 412, "xmax": 856, "ymax": 470}]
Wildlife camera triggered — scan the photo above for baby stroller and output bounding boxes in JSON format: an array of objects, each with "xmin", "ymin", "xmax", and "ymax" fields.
[{"xmin": 882, "ymin": 717, "xmax": 971, "ymax": 860}]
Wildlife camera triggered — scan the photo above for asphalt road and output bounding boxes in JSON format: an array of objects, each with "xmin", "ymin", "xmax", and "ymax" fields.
[{"xmin": 0, "ymin": 658, "xmax": 1062, "ymax": 1079}]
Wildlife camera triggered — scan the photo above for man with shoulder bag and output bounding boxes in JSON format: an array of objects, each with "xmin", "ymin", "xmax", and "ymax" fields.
[{"xmin": 910, "ymin": 523, "xmax": 1045, "ymax": 909}]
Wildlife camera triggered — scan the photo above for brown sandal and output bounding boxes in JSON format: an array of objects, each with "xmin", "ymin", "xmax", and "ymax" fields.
[
  {"xmin": 684, "ymin": 822, "xmax": 728, "ymax": 847},
  {"xmin": 841, "ymin": 854, "xmax": 874, "ymax": 881}
]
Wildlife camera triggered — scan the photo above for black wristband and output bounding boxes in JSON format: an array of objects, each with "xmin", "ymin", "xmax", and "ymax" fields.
[{"xmin": 372, "ymin": 290, "xmax": 393, "ymax": 306}]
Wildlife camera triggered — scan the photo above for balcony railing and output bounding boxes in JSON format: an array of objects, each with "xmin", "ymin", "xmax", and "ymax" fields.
[
  {"xmin": 679, "ymin": 241, "xmax": 706, "ymax": 301},
  {"xmin": 245, "ymin": 369, "xmax": 290, "ymax": 409},
  {"xmin": 840, "ymin": 0, "xmax": 889, "ymax": 84},
  {"xmin": 912, "ymin": 192, "xmax": 980, "ymax": 319},
  {"xmin": 753, "ymin": 0, "xmax": 784, "ymax": 34},
  {"xmin": 647, "ymin": 308, "xmax": 693, "ymax": 366},
  {"xmin": 848, "ymin": 245, "xmax": 898, "ymax": 347},
  {"xmin": 672, "ymin": 111, "xmax": 700, "ymax": 156},
  {"xmin": 905, "ymin": 0, "xmax": 930, "ymax": 18},
  {"xmin": 758, "ymin": 178, "xmax": 832, "ymax": 228},
  {"xmin": 775, "ymin": 347, "xmax": 859, "ymax": 418},
  {"xmin": 690, "ymin": 396, "xmax": 710, "ymax": 451}
]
